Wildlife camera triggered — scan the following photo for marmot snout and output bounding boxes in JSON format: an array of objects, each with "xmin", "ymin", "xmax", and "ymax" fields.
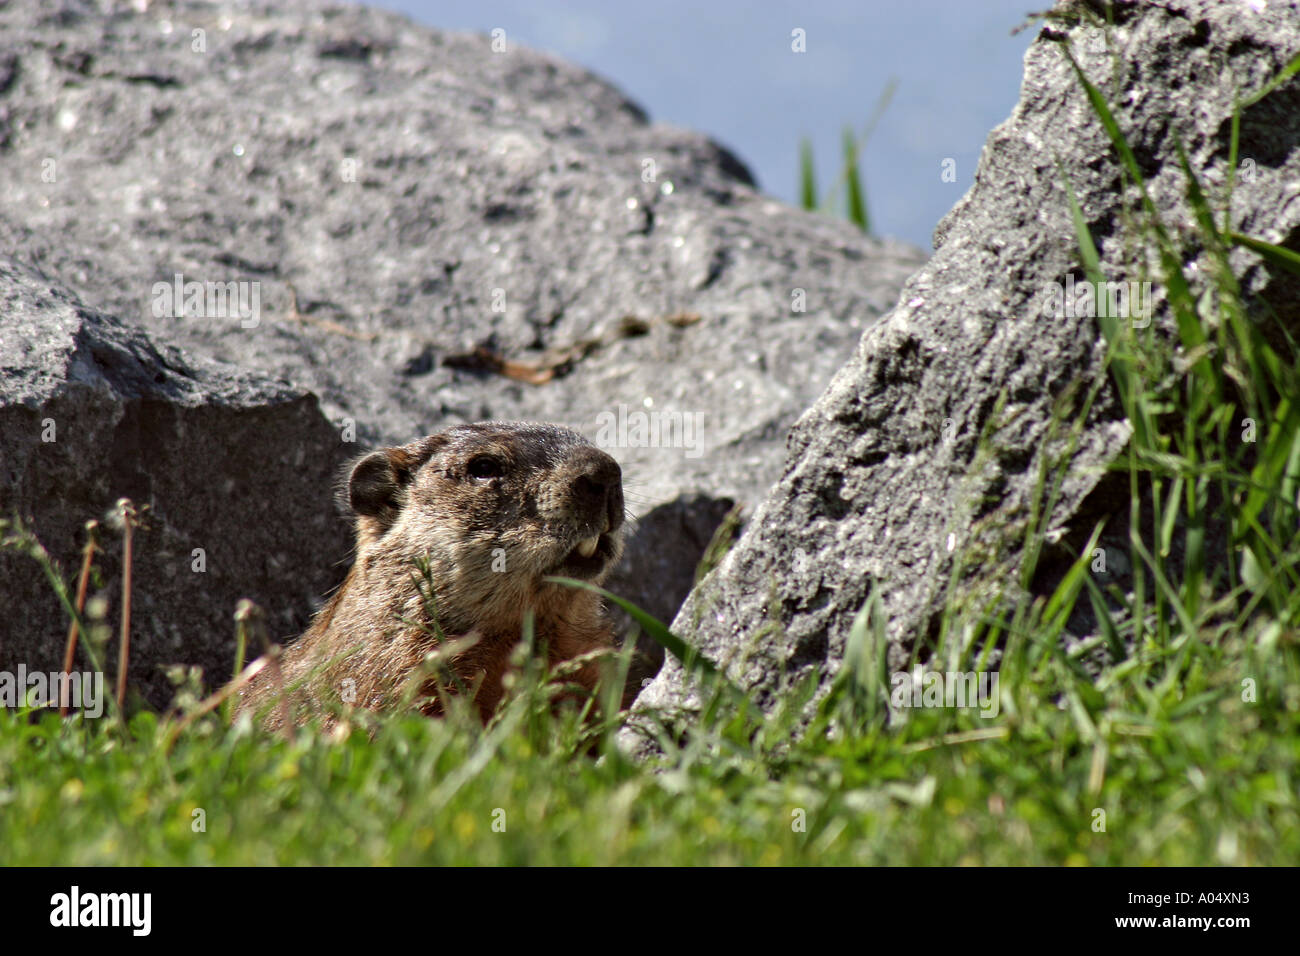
[{"xmin": 237, "ymin": 421, "xmax": 626, "ymax": 727}]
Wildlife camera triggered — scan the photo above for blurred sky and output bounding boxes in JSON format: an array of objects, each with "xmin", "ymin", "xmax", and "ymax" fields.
[{"xmin": 372, "ymin": 0, "xmax": 1039, "ymax": 251}]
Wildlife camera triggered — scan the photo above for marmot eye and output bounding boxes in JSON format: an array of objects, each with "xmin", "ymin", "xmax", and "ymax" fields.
[{"xmin": 466, "ymin": 455, "xmax": 504, "ymax": 480}]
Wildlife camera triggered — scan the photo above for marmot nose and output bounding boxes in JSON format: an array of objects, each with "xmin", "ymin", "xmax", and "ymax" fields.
[{"xmin": 570, "ymin": 450, "xmax": 624, "ymax": 532}]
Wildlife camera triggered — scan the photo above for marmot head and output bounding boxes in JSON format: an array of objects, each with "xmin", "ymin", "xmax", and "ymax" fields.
[{"xmin": 343, "ymin": 422, "xmax": 625, "ymax": 635}]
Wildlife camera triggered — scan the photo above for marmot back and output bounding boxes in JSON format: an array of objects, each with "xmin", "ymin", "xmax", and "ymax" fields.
[{"xmin": 237, "ymin": 421, "xmax": 625, "ymax": 727}]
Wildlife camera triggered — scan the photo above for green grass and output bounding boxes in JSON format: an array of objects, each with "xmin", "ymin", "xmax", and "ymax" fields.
[
  {"xmin": 2, "ymin": 36, "xmax": 1299, "ymax": 866},
  {"xmin": 0, "ymin": 609, "xmax": 1293, "ymax": 864},
  {"xmin": 798, "ymin": 77, "xmax": 896, "ymax": 234}
]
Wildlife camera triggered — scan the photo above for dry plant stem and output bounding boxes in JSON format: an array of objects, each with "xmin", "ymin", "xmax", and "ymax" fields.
[
  {"xmin": 115, "ymin": 500, "xmax": 136, "ymax": 712},
  {"xmin": 59, "ymin": 521, "xmax": 98, "ymax": 717},
  {"xmin": 164, "ymin": 654, "xmax": 274, "ymax": 753},
  {"xmin": 237, "ymin": 600, "xmax": 289, "ymax": 736},
  {"xmin": 232, "ymin": 607, "xmax": 250, "ymax": 684}
]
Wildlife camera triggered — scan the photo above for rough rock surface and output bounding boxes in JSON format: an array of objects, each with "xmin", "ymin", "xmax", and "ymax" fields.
[
  {"xmin": 625, "ymin": 0, "xmax": 1300, "ymax": 743},
  {"xmin": 0, "ymin": 0, "xmax": 925, "ymax": 673},
  {"xmin": 0, "ymin": 255, "xmax": 350, "ymax": 706}
]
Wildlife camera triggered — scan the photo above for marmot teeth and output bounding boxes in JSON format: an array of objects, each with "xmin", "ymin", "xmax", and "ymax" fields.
[{"xmin": 577, "ymin": 535, "xmax": 600, "ymax": 558}]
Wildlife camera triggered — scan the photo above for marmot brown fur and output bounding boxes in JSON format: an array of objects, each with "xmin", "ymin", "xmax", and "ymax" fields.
[{"xmin": 237, "ymin": 421, "xmax": 625, "ymax": 728}]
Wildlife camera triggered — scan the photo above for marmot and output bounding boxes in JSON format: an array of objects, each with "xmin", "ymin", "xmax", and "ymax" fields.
[{"xmin": 237, "ymin": 421, "xmax": 625, "ymax": 728}]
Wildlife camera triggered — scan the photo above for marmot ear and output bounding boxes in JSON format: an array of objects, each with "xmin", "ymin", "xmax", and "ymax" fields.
[
  {"xmin": 348, "ymin": 449, "xmax": 405, "ymax": 521},
  {"xmin": 346, "ymin": 435, "xmax": 449, "ymax": 533}
]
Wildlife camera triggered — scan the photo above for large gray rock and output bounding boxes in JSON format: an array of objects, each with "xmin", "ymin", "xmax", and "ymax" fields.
[
  {"xmin": 627, "ymin": 0, "xmax": 1300, "ymax": 739},
  {"xmin": 0, "ymin": 256, "xmax": 351, "ymax": 706},
  {"xmin": 0, "ymin": 0, "xmax": 925, "ymax": 668}
]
